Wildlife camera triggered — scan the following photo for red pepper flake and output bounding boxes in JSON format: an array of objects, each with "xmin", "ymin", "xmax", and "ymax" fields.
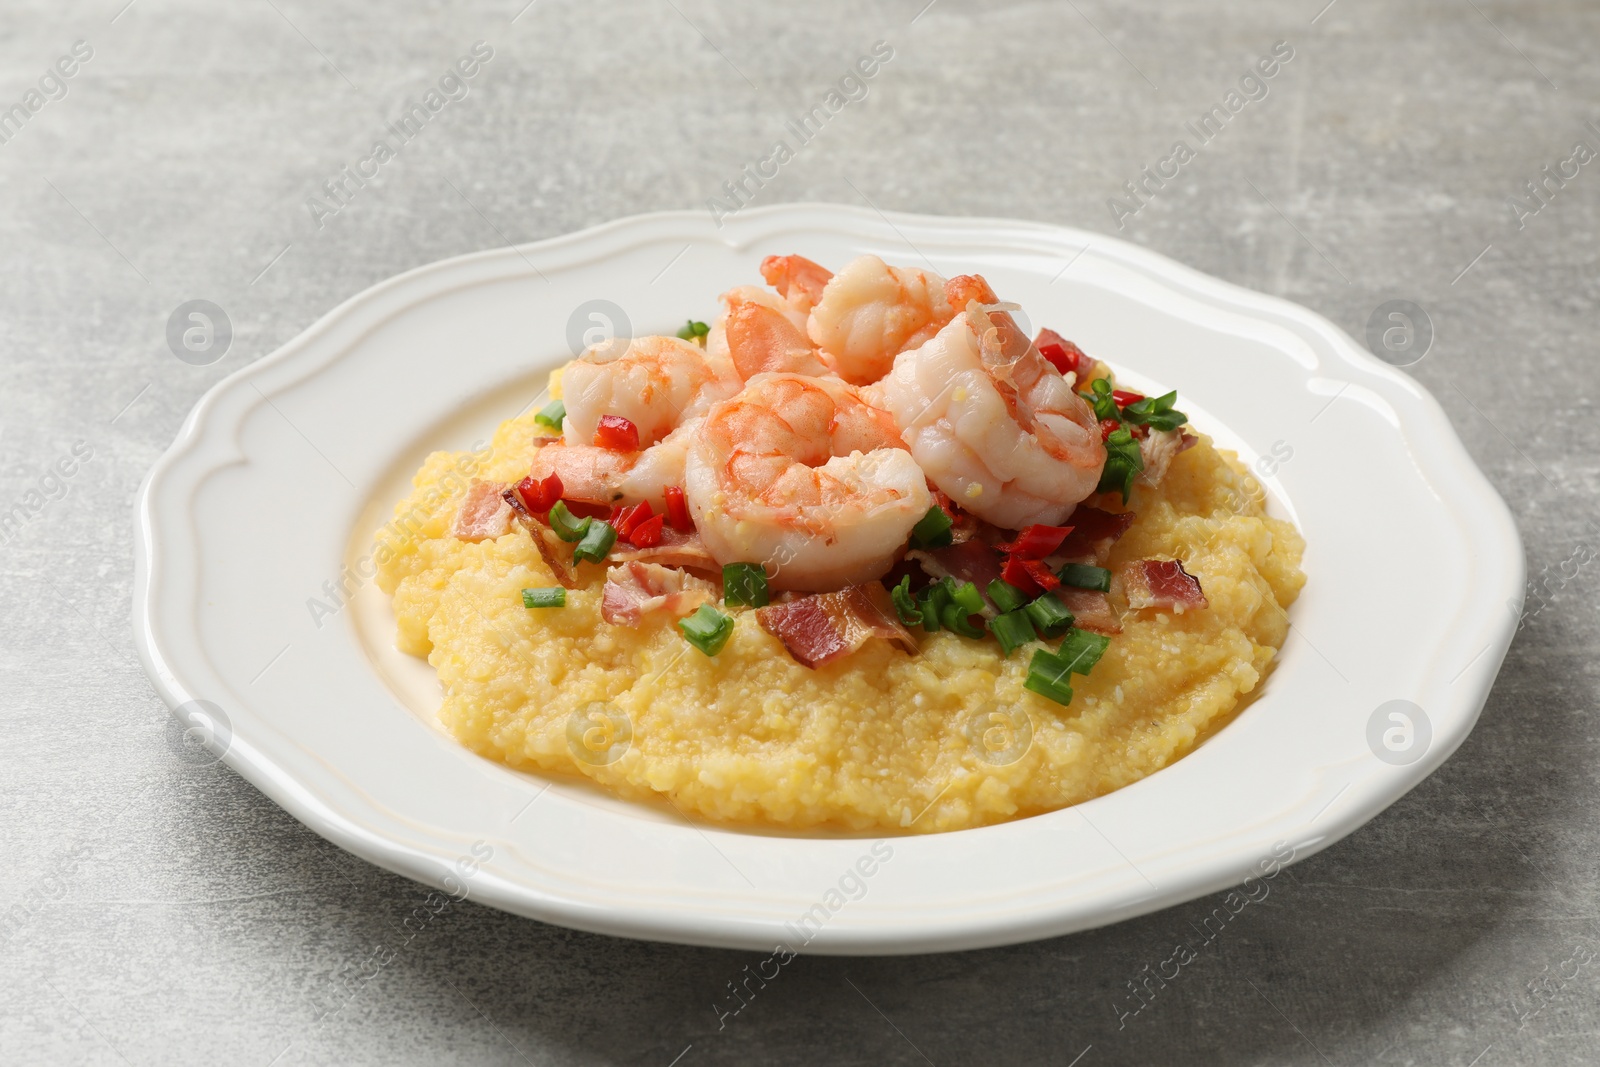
[
  {"xmin": 627, "ymin": 513, "xmax": 664, "ymax": 547},
  {"xmin": 663, "ymin": 485, "xmax": 692, "ymax": 531},
  {"xmin": 999, "ymin": 524, "xmax": 1074, "ymax": 559},
  {"xmin": 1000, "ymin": 555, "xmax": 1061, "ymax": 595},
  {"xmin": 513, "ymin": 472, "xmax": 564, "ymax": 514},
  {"xmin": 1099, "ymin": 418, "xmax": 1121, "ymax": 441},
  {"xmin": 1111, "ymin": 389, "xmax": 1146, "ymax": 408},
  {"xmin": 594, "ymin": 414, "xmax": 640, "ymax": 451}
]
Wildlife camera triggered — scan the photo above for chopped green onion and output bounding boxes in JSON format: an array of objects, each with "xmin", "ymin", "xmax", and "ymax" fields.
[
  {"xmin": 939, "ymin": 601, "xmax": 986, "ymax": 639},
  {"xmin": 571, "ymin": 520, "xmax": 617, "ymax": 564},
  {"xmin": 1120, "ymin": 390, "xmax": 1188, "ymax": 433},
  {"xmin": 891, "ymin": 575, "xmax": 923, "ymax": 626},
  {"xmin": 678, "ymin": 603, "xmax": 734, "ymax": 656},
  {"xmin": 1097, "ymin": 426, "xmax": 1143, "ymax": 504},
  {"xmin": 535, "ymin": 399, "xmax": 566, "ymax": 430},
  {"xmin": 1082, "ymin": 378, "xmax": 1120, "ymax": 423},
  {"xmin": 1057, "ymin": 563, "xmax": 1113, "ymax": 593},
  {"xmin": 986, "ymin": 579, "xmax": 1029, "ymax": 615},
  {"xmin": 521, "ymin": 587, "xmax": 567, "ymax": 609},
  {"xmin": 1024, "ymin": 592, "xmax": 1075, "ymax": 638},
  {"xmin": 990, "ymin": 609, "xmax": 1037, "ymax": 656},
  {"xmin": 676, "ymin": 319, "xmax": 710, "ymax": 341},
  {"xmin": 1024, "ymin": 649, "xmax": 1075, "ymax": 706},
  {"xmin": 949, "ymin": 580, "xmax": 984, "ymax": 616},
  {"xmin": 916, "ymin": 579, "xmax": 949, "ymax": 632},
  {"xmin": 547, "ymin": 501, "xmax": 592, "ymax": 542},
  {"xmin": 723, "ymin": 563, "xmax": 769, "ymax": 608},
  {"xmin": 910, "ymin": 506, "xmax": 954, "ymax": 549},
  {"xmin": 1055, "ymin": 627, "xmax": 1111, "ymax": 676}
]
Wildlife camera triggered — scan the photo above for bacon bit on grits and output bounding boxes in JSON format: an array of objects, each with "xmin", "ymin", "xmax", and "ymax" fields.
[
  {"xmin": 601, "ymin": 561, "xmax": 716, "ymax": 626},
  {"xmin": 1122, "ymin": 559, "xmax": 1208, "ymax": 612},
  {"xmin": 1056, "ymin": 587, "xmax": 1123, "ymax": 635},
  {"xmin": 451, "ymin": 481, "xmax": 512, "ymax": 541},
  {"xmin": 756, "ymin": 583, "xmax": 917, "ymax": 669}
]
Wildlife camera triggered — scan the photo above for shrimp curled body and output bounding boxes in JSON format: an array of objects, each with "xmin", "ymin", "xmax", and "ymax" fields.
[
  {"xmin": 685, "ymin": 373, "xmax": 932, "ymax": 592},
  {"xmin": 877, "ymin": 306, "xmax": 1106, "ymax": 529}
]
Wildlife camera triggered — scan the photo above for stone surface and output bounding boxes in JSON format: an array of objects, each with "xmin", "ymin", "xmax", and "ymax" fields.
[{"xmin": 2, "ymin": 0, "xmax": 1598, "ymax": 1064}]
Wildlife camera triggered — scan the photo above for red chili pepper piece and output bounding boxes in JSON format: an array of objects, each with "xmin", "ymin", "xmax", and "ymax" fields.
[
  {"xmin": 1111, "ymin": 389, "xmax": 1146, "ymax": 407},
  {"xmin": 593, "ymin": 414, "xmax": 640, "ymax": 451},
  {"xmin": 1000, "ymin": 524, "xmax": 1074, "ymax": 559},
  {"xmin": 514, "ymin": 472, "xmax": 564, "ymax": 514},
  {"xmin": 1034, "ymin": 328, "xmax": 1086, "ymax": 378},
  {"xmin": 611, "ymin": 501, "xmax": 653, "ymax": 538},
  {"xmin": 1021, "ymin": 558, "xmax": 1061, "ymax": 591},
  {"xmin": 1000, "ymin": 555, "xmax": 1061, "ymax": 596},
  {"xmin": 663, "ymin": 485, "xmax": 692, "ymax": 530},
  {"xmin": 628, "ymin": 514, "xmax": 665, "ymax": 547},
  {"xmin": 1099, "ymin": 418, "xmax": 1121, "ymax": 441}
]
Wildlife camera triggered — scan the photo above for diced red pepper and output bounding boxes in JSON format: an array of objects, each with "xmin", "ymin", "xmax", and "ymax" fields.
[
  {"xmin": 1111, "ymin": 389, "xmax": 1146, "ymax": 408},
  {"xmin": 513, "ymin": 472, "xmax": 564, "ymax": 514},
  {"xmin": 1000, "ymin": 555, "xmax": 1061, "ymax": 595},
  {"xmin": 628, "ymin": 514, "xmax": 665, "ymax": 547},
  {"xmin": 663, "ymin": 485, "xmax": 692, "ymax": 531},
  {"xmin": 1099, "ymin": 418, "xmax": 1121, "ymax": 441},
  {"xmin": 611, "ymin": 501, "xmax": 653, "ymax": 538},
  {"xmin": 1034, "ymin": 328, "xmax": 1086, "ymax": 378},
  {"xmin": 1000, "ymin": 524, "xmax": 1074, "ymax": 560},
  {"xmin": 593, "ymin": 414, "xmax": 640, "ymax": 451}
]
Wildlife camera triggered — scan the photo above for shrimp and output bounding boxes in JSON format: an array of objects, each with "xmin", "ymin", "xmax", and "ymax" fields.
[
  {"xmin": 805, "ymin": 255, "xmax": 998, "ymax": 386},
  {"xmin": 705, "ymin": 287, "xmax": 831, "ymax": 381},
  {"xmin": 684, "ymin": 373, "xmax": 932, "ymax": 592},
  {"xmin": 529, "ymin": 419, "xmax": 697, "ymax": 511},
  {"xmin": 560, "ymin": 335, "xmax": 735, "ymax": 450},
  {"xmin": 759, "ymin": 254, "xmax": 833, "ymax": 316},
  {"xmin": 875, "ymin": 302, "xmax": 1106, "ymax": 530}
]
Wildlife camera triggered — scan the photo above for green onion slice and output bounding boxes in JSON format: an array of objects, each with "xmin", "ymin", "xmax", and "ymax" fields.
[
  {"xmin": 1082, "ymin": 378, "xmax": 1120, "ymax": 423},
  {"xmin": 535, "ymin": 399, "xmax": 566, "ymax": 430},
  {"xmin": 1097, "ymin": 426, "xmax": 1144, "ymax": 504},
  {"xmin": 1024, "ymin": 650, "xmax": 1075, "ymax": 706},
  {"xmin": 1057, "ymin": 563, "xmax": 1113, "ymax": 593},
  {"xmin": 939, "ymin": 601, "xmax": 986, "ymax": 639},
  {"xmin": 986, "ymin": 579, "xmax": 1029, "ymax": 615},
  {"xmin": 547, "ymin": 501, "xmax": 591, "ymax": 542},
  {"xmin": 676, "ymin": 319, "xmax": 710, "ymax": 341},
  {"xmin": 991, "ymin": 609, "xmax": 1037, "ymax": 656},
  {"xmin": 1055, "ymin": 627, "xmax": 1111, "ymax": 676},
  {"xmin": 910, "ymin": 506, "xmax": 954, "ymax": 549},
  {"xmin": 521, "ymin": 587, "xmax": 567, "ymax": 608},
  {"xmin": 1023, "ymin": 592, "xmax": 1075, "ymax": 638},
  {"xmin": 571, "ymin": 520, "xmax": 617, "ymax": 564},
  {"xmin": 678, "ymin": 603, "xmax": 734, "ymax": 656},
  {"xmin": 891, "ymin": 575, "xmax": 924, "ymax": 626},
  {"xmin": 723, "ymin": 563, "xmax": 770, "ymax": 608}
]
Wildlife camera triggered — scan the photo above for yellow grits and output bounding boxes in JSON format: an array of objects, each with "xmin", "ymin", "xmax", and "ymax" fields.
[{"xmin": 375, "ymin": 376, "xmax": 1305, "ymax": 834}]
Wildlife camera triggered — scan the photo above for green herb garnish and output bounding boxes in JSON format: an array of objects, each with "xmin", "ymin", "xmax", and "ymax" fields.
[
  {"xmin": 891, "ymin": 575, "xmax": 923, "ymax": 626},
  {"xmin": 1024, "ymin": 649, "xmax": 1074, "ymax": 705},
  {"xmin": 1119, "ymin": 390, "xmax": 1188, "ymax": 433},
  {"xmin": 521, "ymin": 587, "xmax": 567, "ymax": 608},
  {"xmin": 1055, "ymin": 627, "xmax": 1111, "ymax": 676},
  {"xmin": 1023, "ymin": 592, "xmax": 1075, "ymax": 638},
  {"xmin": 990, "ymin": 610, "xmax": 1037, "ymax": 656},
  {"xmin": 678, "ymin": 603, "xmax": 734, "ymax": 656},
  {"xmin": 1097, "ymin": 426, "xmax": 1143, "ymax": 504},
  {"xmin": 723, "ymin": 563, "xmax": 770, "ymax": 608},
  {"xmin": 1082, "ymin": 378, "xmax": 1120, "ymax": 423},
  {"xmin": 1057, "ymin": 563, "xmax": 1113, "ymax": 593},
  {"xmin": 535, "ymin": 399, "xmax": 566, "ymax": 430},
  {"xmin": 910, "ymin": 506, "xmax": 954, "ymax": 549},
  {"xmin": 547, "ymin": 501, "xmax": 591, "ymax": 542},
  {"xmin": 572, "ymin": 520, "xmax": 617, "ymax": 564},
  {"xmin": 676, "ymin": 319, "xmax": 710, "ymax": 341},
  {"xmin": 986, "ymin": 579, "xmax": 1029, "ymax": 615}
]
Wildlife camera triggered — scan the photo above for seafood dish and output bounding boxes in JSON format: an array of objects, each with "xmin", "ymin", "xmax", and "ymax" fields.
[{"xmin": 374, "ymin": 253, "xmax": 1305, "ymax": 832}]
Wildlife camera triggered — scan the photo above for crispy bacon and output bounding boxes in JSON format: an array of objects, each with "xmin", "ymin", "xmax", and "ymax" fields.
[
  {"xmin": 608, "ymin": 525, "xmax": 721, "ymax": 576},
  {"xmin": 756, "ymin": 583, "xmax": 917, "ymax": 669},
  {"xmin": 1055, "ymin": 505, "xmax": 1136, "ymax": 564},
  {"xmin": 1055, "ymin": 587, "xmax": 1122, "ymax": 634},
  {"xmin": 1123, "ymin": 559, "xmax": 1207, "ymax": 612},
  {"xmin": 601, "ymin": 561, "xmax": 715, "ymax": 626},
  {"xmin": 451, "ymin": 481, "xmax": 511, "ymax": 541},
  {"xmin": 909, "ymin": 539, "xmax": 1003, "ymax": 593}
]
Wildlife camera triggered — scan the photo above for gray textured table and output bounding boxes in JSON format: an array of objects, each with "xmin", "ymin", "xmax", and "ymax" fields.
[{"xmin": 4, "ymin": 1, "xmax": 1597, "ymax": 1063}]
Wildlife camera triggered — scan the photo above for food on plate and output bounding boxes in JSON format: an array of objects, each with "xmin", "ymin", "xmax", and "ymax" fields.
[{"xmin": 375, "ymin": 253, "xmax": 1306, "ymax": 832}]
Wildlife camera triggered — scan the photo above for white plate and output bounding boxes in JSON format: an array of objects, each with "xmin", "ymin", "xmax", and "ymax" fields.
[{"xmin": 133, "ymin": 204, "xmax": 1522, "ymax": 954}]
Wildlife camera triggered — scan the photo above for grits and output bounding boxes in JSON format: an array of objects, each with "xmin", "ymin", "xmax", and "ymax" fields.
[{"xmin": 375, "ymin": 377, "xmax": 1305, "ymax": 834}]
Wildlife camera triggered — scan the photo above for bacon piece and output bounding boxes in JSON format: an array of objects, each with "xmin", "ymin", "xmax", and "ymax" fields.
[
  {"xmin": 1056, "ymin": 588, "xmax": 1122, "ymax": 635},
  {"xmin": 910, "ymin": 539, "xmax": 1003, "ymax": 590},
  {"xmin": 1123, "ymin": 559, "xmax": 1208, "ymax": 612},
  {"xmin": 601, "ymin": 561, "xmax": 715, "ymax": 626},
  {"xmin": 1055, "ymin": 506, "xmax": 1135, "ymax": 565},
  {"xmin": 756, "ymin": 583, "xmax": 916, "ymax": 669},
  {"xmin": 450, "ymin": 481, "xmax": 512, "ymax": 541},
  {"xmin": 608, "ymin": 525, "xmax": 721, "ymax": 577}
]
